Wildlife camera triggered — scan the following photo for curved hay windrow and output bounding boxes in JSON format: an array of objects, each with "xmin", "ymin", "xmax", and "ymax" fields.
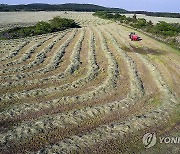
[{"xmin": 0, "ymin": 12, "xmax": 179, "ymax": 154}]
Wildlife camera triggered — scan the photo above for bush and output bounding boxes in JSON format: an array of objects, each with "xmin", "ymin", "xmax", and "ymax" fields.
[
  {"xmin": 35, "ymin": 21, "xmax": 52, "ymax": 34},
  {"xmin": 0, "ymin": 16, "xmax": 80, "ymax": 39},
  {"xmin": 152, "ymin": 21, "xmax": 179, "ymax": 36}
]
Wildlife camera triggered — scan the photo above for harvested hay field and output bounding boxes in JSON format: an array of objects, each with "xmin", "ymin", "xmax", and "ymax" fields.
[
  {"xmin": 0, "ymin": 12, "xmax": 112, "ymax": 31},
  {"xmin": 121, "ymin": 13, "xmax": 180, "ymax": 24},
  {"xmin": 0, "ymin": 12, "xmax": 180, "ymax": 154}
]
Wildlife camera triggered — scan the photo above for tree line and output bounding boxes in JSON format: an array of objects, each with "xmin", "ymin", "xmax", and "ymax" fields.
[{"xmin": 0, "ymin": 3, "xmax": 127, "ymax": 13}]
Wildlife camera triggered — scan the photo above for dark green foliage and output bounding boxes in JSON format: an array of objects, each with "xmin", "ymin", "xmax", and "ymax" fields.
[
  {"xmin": 133, "ymin": 14, "xmax": 137, "ymax": 21},
  {"xmin": 0, "ymin": 3, "xmax": 127, "ymax": 13},
  {"xmin": 147, "ymin": 20, "xmax": 153, "ymax": 26},
  {"xmin": 93, "ymin": 11, "xmax": 111, "ymax": 19},
  {"xmin": 114, "ymin": 13, "xmax": 122, "ymax": 19},
  {"xmin": 49, "ymin": 17, "xmax": 78, "ymax": 31},
  {"xmin": 147, "ymin": 21, "xmax": 180, "ymax": 36},
  {"xmin": 0, "ymin": 17, "xmax": 80, "ymax": 39},
  {"xmin": 35, "ymin": 21, "xmax": 52, "ymax": 34},
  {"xmin": 132, "ymin": 18, "xmax": 148, "ymax": 28}
]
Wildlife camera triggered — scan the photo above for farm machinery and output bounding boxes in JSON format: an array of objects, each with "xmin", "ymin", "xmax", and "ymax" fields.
[{"xmin": 129, "ymin": 32, "xmax": 142, "ymax": 41}]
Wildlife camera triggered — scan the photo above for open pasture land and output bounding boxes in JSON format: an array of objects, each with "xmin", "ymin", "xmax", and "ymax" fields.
[
  {"xmin": 121, "ymin": 13, "xmax": 180, "ymax": 24},
  {"xmin": 0, "ymin": 12, "xmax": 180, "ymax": 154}
]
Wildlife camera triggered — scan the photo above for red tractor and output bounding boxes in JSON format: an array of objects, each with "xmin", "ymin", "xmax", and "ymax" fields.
[{"xmin": 129, "ymin": 32, "xmax": 142, "ymax": 41}]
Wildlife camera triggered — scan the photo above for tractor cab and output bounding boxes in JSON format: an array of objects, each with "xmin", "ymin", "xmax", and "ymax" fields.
[{"xmin": 129, "ymin": 32, "xmax": 142, "ymax": 41}]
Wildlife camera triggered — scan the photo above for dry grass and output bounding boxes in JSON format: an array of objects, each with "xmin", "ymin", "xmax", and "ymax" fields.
[
  {"xmin": 0, "ymin": 12, "xmax": 179, "ymax": 154},
  {"xmin": 121, "ymin": 13, "xmax": 180, "ymax": 24}
]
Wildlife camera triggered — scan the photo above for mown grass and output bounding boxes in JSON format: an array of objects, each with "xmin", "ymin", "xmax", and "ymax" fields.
[{"xmin": 90, "ymin": 105, "xmax": 180, "ymax": 154}]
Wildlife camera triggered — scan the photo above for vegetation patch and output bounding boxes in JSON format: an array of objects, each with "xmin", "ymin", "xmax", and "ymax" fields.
[
  {"xmin": 0, "ymin": 16, "xmax": 80, "ymax": 39},
  {"xmin": 93, "ymin": 11, "xmax": 180, "ymax": 48},
  {"xmin": 94, "ymin": 12, "xmax": 180, "ymax": 37}
]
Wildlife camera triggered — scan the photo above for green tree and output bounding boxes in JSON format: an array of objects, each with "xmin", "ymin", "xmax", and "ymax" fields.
[
  {"xmin": 133, "ymin": 14, "xmax": 137, "ymax": 21},
  {"xmin": 147, "ymin": 20, "xmax": 153, "ymax": 26},
  {"xmin": 35, "ymin": 21, "xmax": 52, "ymax": 34}
]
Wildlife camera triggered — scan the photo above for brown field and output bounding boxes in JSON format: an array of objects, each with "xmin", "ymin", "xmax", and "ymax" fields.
[{"xmin": 0, "ymin": 12, "xmax": 180, "ymax": 154}]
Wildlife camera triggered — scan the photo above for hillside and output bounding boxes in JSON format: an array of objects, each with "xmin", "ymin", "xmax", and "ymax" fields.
[
  {"xmin": 0, "ymin": 3, "xmax": 180, "ymax": 18},
  {"xmin": 0, "ymin": 3, "xmax": 127, "ymax": 12}
]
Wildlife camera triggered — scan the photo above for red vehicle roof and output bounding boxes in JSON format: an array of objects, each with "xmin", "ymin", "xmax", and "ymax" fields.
[{"xmin": 132, "ymin": 35, "xmax": 138, "ymax": 39}]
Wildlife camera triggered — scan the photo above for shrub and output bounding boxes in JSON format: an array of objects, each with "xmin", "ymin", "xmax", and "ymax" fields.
[
  {"xmin": 35, "ymin": 21, "xmax": 52, "ymax": 34},
  {"xmin": 0, "ymin": 16, "xmax": 80, "ymax": 39}
]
